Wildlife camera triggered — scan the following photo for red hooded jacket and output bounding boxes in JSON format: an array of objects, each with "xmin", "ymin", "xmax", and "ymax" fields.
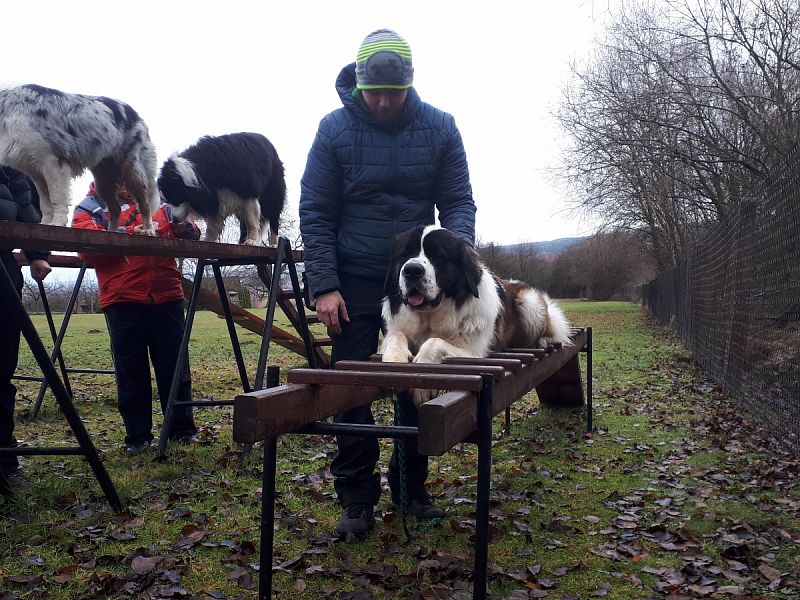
[{"xmin": 71, "ymin": 184, "xmax": 200, "ymax": 309}]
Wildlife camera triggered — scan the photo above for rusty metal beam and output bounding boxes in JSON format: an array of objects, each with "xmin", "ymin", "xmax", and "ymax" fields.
[{"xmin": 15, "ymin": 251, "xmax": 83, "ymax": 268}]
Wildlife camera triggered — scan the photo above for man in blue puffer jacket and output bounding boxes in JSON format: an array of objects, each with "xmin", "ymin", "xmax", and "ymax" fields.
[{"xmin": 299, "ymin": 28, "xmax": 476, "ymax": 541}]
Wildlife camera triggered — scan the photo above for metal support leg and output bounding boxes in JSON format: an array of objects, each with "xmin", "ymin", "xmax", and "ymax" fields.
[
  {"xmin": 156, "ymin": 260, "xmax": 205, "ymax": 458},
  {"xmin": 30, "ymin": 265, "xmax": 87, "ymax": 419},
  {"xmin": 258, "ymin": 365, "xmax": 280, "ymax": 600},
  {"xmin": 254, "ymin": 242, "xmax": 285, "ymax": 391},
  {"xmin": 586, "ymin": 327, "xmax": 593, "ymax": 433},
  {"xmin": 283, "ymin": 242, "xmax": 316, "ymax": 369},
  {"xmin": 211, "ymin": 263, "xmax": 251, "ymax": 393},
  {"xmin": 0, "ymin": 261, "xmax": 122, "ymax": 510},
  {"xmin": 38, "ymin": 277, "xmax": 73, "ymax": 396},
  {"xmin": 473, "ymin": 374, "xmax": 493, "ymax": 600}
]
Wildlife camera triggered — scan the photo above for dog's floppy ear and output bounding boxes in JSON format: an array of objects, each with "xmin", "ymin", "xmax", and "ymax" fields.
[
  {"xmin": 383, "ymin": 228, "xmax": 412, "ymax": 298},
  {"xmin": 459, "ymin": 241, "xmax": 482, "ymax": 298}
]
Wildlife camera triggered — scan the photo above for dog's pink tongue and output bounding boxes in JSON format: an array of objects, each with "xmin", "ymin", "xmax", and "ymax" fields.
[{"xmin": 407, "ymin": 293, "xmax": 425, "ymax": 307}]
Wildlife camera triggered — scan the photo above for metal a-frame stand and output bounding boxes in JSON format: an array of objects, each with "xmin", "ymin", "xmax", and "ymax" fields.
[
  {"xmin": 11, "ymin": 262, "xmax": 116, "ymax": 421},
  {"xmin": 0, "ymin": 260, "xmax": 122, "ymax": 509},
  {"xmin": 156, "ymin": 236, "xmax": 318, "ymax": 458}
]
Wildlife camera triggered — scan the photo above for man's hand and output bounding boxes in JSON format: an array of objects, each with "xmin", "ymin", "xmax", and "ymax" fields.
[
  {"xmin": 29, "ymin": 259, "xmax": 52, "ymax": 282},
  {"xmin": 172, "ymin": 220, "xmax": 200, "ymax": 240},
  {"xmin": 315, "ymin": 290, "xmax": 349, "ymax": 335}
]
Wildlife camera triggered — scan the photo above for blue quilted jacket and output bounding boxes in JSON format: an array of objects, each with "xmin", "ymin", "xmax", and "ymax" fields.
[{"xmin": 299, "ymin": 63, "xmax": 476, "ymax": 301}]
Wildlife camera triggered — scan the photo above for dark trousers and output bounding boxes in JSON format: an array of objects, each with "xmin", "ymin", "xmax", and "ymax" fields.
[
  {"xmin": 104, "ymin": 301, "xmax": 197, "ymax": 445},
  {"xmin": 0, "ymin": 252, "xmax": 23, "ymax": 474},
  {"xmin": 330, "ymin": 314, "xmax": 429, "ymax": 507}
]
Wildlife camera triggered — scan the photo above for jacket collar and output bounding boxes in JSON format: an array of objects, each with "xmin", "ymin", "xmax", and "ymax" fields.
[{"xmin": 336, "ymin": 62, "xmax": 420, "ymax": 130}]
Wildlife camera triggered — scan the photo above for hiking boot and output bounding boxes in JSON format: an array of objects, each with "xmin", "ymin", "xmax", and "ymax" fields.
[
  {"xmin": 171, "ymin": 433, "xmax": 200, "ymax": 445},
  {"xmin": 125, "ymin": 440, "xmax": 151, "ymax": 456},
  {"xmin": 335, "ymin": 503, "xmax": 376, "ymax": 542},
  {"xmin": 391, "ymin": 495, "xmax": 446, "ymax": 520}
]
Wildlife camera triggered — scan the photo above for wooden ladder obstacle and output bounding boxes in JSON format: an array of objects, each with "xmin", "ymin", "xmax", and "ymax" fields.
[{"xmin": 233, "ymin": 327, "xmax": 593, "ymax": 600}]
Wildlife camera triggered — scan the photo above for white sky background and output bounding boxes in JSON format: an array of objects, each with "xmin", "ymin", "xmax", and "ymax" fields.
[{"xmin": 4, "ymin": 0, "xmax": 614, "ymax": 261}]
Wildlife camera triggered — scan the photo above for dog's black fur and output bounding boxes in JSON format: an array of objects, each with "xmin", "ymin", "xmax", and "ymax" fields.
[{"xmin": 157, "ymin": 132, "xmax": 285, "ymax": 244}]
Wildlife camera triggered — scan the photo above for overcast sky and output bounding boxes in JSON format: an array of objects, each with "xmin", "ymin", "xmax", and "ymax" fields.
[{"xmin": 4, "ymin": 0, "xmax": 613, "ymax": 249}]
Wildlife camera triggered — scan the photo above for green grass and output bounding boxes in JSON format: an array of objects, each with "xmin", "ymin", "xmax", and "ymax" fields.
[{"xmin": 2, "ymin": 303, "xmax": 797, "ymax": 599}]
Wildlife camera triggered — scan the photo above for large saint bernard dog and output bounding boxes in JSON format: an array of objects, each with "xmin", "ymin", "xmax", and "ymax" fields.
[
  {"xmin": 381, "ymin": 225, "xmax": 572, "ymax": 406},
  {"xmin": 0, "ymin": 84, "xmax": 160, "ymax": 234},
  {"xmin": 157, "ymin": 132, "xmax": 286, "ymax": 245}
]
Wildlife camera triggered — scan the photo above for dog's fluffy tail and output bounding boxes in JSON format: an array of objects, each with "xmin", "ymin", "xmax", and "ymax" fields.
[
  {"xmin": 517, "ymin": 288, "xmax": 573, "ymax": 348},
  {"xmin": 543, "ymin": 294, "xmax": 573, "ymax": 347}
]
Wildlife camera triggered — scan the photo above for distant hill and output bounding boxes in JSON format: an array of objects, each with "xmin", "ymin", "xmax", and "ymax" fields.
[{"xmin": 500, "ymin": 236, "xmax": 586, "ymax": 255}]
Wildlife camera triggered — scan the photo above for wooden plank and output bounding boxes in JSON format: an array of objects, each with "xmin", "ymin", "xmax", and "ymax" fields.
[
  {"xmin": 334, "ymin": 360, "xmax": 507, "ymax": 382},
  {"xmin": 416, "ymin": 391, "xmax": 476, "ymax": 456},
  {"xmin": 443, "ymin": 357, "xmax": 524, "ymax": 372},
  {"xmin": 179, "ymin": 278, "xmax": 308, "ymax": 355},
  {"xmin": 536, "ymin": 355, "xmax": 585, "ymax": 407},
  {"xmin": 418, "ymin": 330, "xmax": 589, "ymax": 454},
  {"xmin": 0, "ymin": 221, "xmax": 303, "ymax": 261},
  {"xmin": 488, "ymin": 351, "xmax": 535, "ymax": 364},
  {"xmin": 287, "ymin": 368, "xmax": 484, "ymax": 392},
  {"xmin": 233, "ymin": 383, "xmax": 384, "ymax": 443}
]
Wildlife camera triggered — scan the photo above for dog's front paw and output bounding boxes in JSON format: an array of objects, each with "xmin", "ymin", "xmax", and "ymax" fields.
[
  {"xmin": 243, "ymin": 238, "xmax": 261, "ymax": 246},
  {"xmin": 138, "ymin": 225, "xmax": 157, "ymax": 236},
  {"xmin": 412, "ymin": 387, "xmax": 439, "ymax": 408},
  {"xmin": 382, "ymin": 347, "xmax": 413, "ymax": 363}
]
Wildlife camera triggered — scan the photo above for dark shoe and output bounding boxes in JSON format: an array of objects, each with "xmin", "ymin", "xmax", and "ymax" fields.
[
  {"xmin": 335, "ymin": 503, "xmax": 376, "ymax": 542},
  {"xmin": 125, "ymin": 440, "xmax": 151, "ymax": 456},
  {"xmin": 172, "ymin": 433, "xmax": 200, "ymax": 445},
  {"xmin": 1, "ymin": 468, "xmax": 26, "ymax": 492},
  {"xmin": 391, "ymin": 496, "xmax": 446, "ymax": 520}
]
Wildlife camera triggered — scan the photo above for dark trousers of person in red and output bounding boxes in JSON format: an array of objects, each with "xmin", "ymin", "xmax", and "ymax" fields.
[{"xmin": 104, "ymin": 300, "xmax": 197, "ymax": 446}]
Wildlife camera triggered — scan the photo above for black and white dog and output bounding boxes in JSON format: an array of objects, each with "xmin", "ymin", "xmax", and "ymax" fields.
[
  {"xmin": 0, "ymin": 84, "xmax": 159, "ymax": 234},
  {"xmin": 381, "ymin": 225, "xmax": 572, "ymax": 406},
  {"xmin": 157, "ymin": 132, "xmax": 286, "ymax": 245}
]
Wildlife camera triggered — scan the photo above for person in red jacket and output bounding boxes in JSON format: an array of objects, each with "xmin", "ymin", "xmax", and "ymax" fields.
[{"xmin": 72, "ymin": 183, "xmax": 200, "ymax": 455}]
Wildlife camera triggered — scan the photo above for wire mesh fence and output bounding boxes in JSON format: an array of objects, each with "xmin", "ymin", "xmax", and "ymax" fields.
[{"xmin": 643, "ymin": 147, "xmax": 800, "ymax": 444}]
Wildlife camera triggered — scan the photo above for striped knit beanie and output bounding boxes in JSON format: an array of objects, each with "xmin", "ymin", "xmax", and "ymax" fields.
[{"xmin": 355, "ymin": 29, "xmax": 414, "ymax": 90}]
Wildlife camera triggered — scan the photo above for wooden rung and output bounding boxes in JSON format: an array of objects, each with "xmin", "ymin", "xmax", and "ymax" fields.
[
  {"xmin": 335, "ymin": 360, "xmax": 508, "ymax": 382},
  {"xmin": 488, "ymin": 351, "xmax": 535, "ymax": 364},
  {"xmin": 443, "ymin": 357, "xmax": 524, "ymax": 372},
  {"xmin": 305, "ymin": 314, "xmax": 321, "ymax": 324},
  {"xmin": 233, "ymin": 383, "xmax": 384, "ymax": 443},
  {"xmin": 287, "ymin": 368, "xmax": 484, "ymax": 392},
  {"xmin": 313, "ymin": 338, "xmax": 332, "ymax": 346},
  {"xmin": 504, "ymin": 348, "xmax": 547, "ymax": 357}
]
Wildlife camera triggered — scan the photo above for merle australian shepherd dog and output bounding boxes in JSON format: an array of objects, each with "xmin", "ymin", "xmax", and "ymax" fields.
[
  {"xmin": 157, "ymin": 132, "xmax": 286, "ymax": 245},
  {"xmin": 381, "ymin": 225, "xmax": 573, "ymax": 406},
  {"xmin": 0, "ymin": 84, "xmax": 160, "ymax": 234}
]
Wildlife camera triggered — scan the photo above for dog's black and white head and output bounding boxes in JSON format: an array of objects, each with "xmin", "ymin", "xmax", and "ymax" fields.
[
  {"xmin": 384, "ymin": 225, "xmax": 483, "ymax": 315},
  {"xmin": 157, "ymin": 155, "xmax": 212, "ymax": 220}
]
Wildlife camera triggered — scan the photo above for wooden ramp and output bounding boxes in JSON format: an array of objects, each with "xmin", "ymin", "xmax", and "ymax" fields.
[{"xmin": 180, "ymin": 276, "xmax": 326, "ymax": 362}]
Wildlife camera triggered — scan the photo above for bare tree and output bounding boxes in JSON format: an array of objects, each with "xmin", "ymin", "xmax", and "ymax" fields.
[
  {"xmin": 551, "ymin": 231, "xmax": 655, "ymax": 300},
  {"xmin": 556, "ymin": 0, "xmax": 800, "ymax": 270},
  {"xmin": 476, "ymin": 239, "xmax": 508, "ymax": 275},
  {"xmin": 75, "ymin": 276, "xmax": 100, "ymax": 313}
]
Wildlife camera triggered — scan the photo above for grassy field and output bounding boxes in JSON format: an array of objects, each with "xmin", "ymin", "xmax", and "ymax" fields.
[{"xmin": 1, "ymin": 302, "xmax": 798, "ymax": 599}]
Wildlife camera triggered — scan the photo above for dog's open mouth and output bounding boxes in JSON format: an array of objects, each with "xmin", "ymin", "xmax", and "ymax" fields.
[{"xmin": 405, "ymin": 291, "xmax": 443, "ymax": 310}]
